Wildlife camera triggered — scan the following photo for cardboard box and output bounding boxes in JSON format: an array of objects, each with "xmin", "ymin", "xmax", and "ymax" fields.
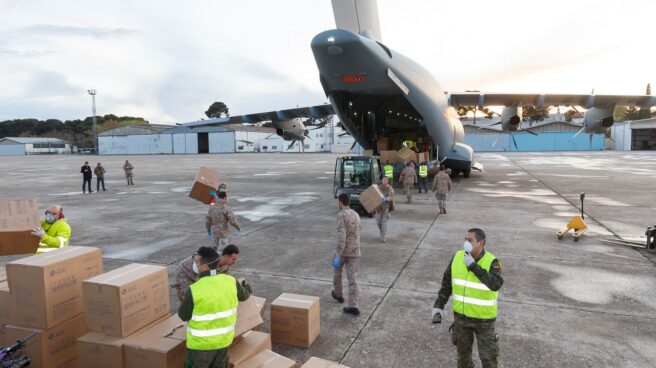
[
  {"xmin": 229, "ymin": 331, "xmax": 272, "ymax": 367},
  {"xmin": 252, "ymin": 295, "xmax": 266, "ymax": 318},
  {"xmin": 6, "ymin": 313, "xmax": 87, "ymax": 368},
  {"xmin": 7, "ymin": 246, "xmax": 103, "ymax": 329},
  {"xmin": 0, "ymin": 281, "xmax": 8, "ymax": 345},
  {"xmin": 357, "ymin": 184, "xmax": 384, "ymax": 214},
  {"xmin": 0, "ymin": 199, "xmax": 41, "ymax": 255},
  {"xmin": 302, "ymin": 357, "xmax": 350, "ymax": 368},
  {"xmin": 76, "ymin": 314, "xmax": 170, "ymax": 368},
  {"xmin": 188, "ymin": 166, "xmax": 221, "ymax": 204},
  {"xmin": 270, "ymin": 293, "xmax": 320, "ymax": 348},
  {"xmin": 417, "ymin": 152, "xmax": 429, "ymax": 163},
  {"xmin": 83, "ymin": 263, "xmax": 170, "ymax": 337},
  {"xmin": 235, "ymin": 296, "xmax": 264, "ymax": 337},
  {"xmin": 123, "ymin": 314, "xmax": 187, "ymax": 368},
  {"xmin": 379, "ymin": 150, "xmax": 398, "ymax": 164},
  {"xmin": 238, "ymin": 350, "xmax": 298, "ymax": 368},
  {"xmin": 396, "ymin": 146, "xmax": 417, "ymax": 162}
]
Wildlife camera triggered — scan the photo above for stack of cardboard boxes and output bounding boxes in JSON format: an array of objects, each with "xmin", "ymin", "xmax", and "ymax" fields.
[{"xmin": 3, "ymin": 246, "xmax": 104, "ymax": 368}]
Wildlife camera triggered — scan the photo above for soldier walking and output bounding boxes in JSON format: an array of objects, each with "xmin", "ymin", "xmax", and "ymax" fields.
[
  {"xmin": 332, "ymin": 193, "xmax": 361, "ymax": 316},
  {"xmin": 432, "ymin": 228, "xmax": 503, "ymax": 368},
  {"xmin": 432, "ymin": 165, "xmax": 452, "ymax": 214},
  {"xmin": 374, "ymin": 176, "xmax": 395, "ymax": 242},
  {"xmin": 206, "ymin": 191, "xmax": 241, "ymax": 252},
  {"xmin": 400, "ymin": 161, "xmax": 417, "ymax": 203},
  {"xmin": 123, "ymin": 160, "xmax": 134, "ymax": 185}
]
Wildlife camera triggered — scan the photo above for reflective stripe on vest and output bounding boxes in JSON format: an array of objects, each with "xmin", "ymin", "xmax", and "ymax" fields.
[
  {"xmin": 419, "ymin": 165, "xmax": 428, "ymax": 178},
  {"xmin": 187, "ymin": 274, "xmax": 238, "ymax": 350},
  {"xmin": 384, "ymin": 165, "xmax": 394, "ymax": 179},
  {"xmin": 451, "ymin": 250, "xmax": 498, "ymax": 319}
]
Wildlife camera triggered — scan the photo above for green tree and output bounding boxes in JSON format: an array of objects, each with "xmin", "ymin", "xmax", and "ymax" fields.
[
  {"xmin": 522, "ymin": 106, "xmax": 550, "ymax": 122},
  {"xmin": 205, "ymin": 102, "xmax": 229, "ymax": 118}
]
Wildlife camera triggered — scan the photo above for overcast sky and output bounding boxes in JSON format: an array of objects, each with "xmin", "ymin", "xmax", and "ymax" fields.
[{"xmin": 1, "ymin": 0, "xmax": 654, "ymax": 123}]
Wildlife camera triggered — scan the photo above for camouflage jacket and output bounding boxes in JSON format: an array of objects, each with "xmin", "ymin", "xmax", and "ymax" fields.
[
  {"xmin": 336, "ymin": 208, "xmax": 361, "ymax": 257},
  {"xmin": 400, "ymin": 166, "xmax": 417, "ymax": 184},
  {"xmin": 206, "ymin": 202, "xmax": 240, "ymax": 238},
  {"xmin": 432, "ymin": 172, "xmax": 452, "ymax": 195},
  {"xmin": 376, "ymin": 183, "xmax": 395, "ymax": 215}
]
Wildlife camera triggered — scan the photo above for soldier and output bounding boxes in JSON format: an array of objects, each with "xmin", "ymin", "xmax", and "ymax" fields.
[
  {"xmin": 432, "ymin": 228, "xmax": 503, "ymax": 368},
  {"xmin": 331, "ymin": 193, "xmax": 361, "ymax": 316},
  {"xmin": 209, "ymin": 183, "xmax": 228, "ymax": 206},
  {"xmin": 206, "ymin": 191, "xmax": 241, "ymax": 252},
  {"xmin": 80, "ymin": 161, "xmax": 93, "ymax": 193},
  {"xmin": 374, "ymin": 176, "xmax": 395, "ymax": 242},
  {"xmin": 400, "ymin": 161, "xmax": 417, "ymax": 203},
  {"xmin": 173, "ymin": 244, "xmax": 242, "ymax": 302},
  {"xmin": 432, "ymin": 165, "xmax": 452, "ymax": 214},
  {"xmin": 123, "ymin": 160, "xmax": 134, "ymax": 185},
  {"xmin": 94, "ymin": 162, "xmax": 106, "ymax": 192}
]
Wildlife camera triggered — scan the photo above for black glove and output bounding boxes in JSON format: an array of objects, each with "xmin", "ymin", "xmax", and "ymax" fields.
[{"xmin": 241, "ymin": 280, "xmax": 252, "ymax": 294}]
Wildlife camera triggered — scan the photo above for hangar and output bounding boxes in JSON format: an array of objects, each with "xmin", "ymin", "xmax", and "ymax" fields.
[
  {"xmin": 0, "ymin": 137, "xmax": 73, "ymax": 155},
  {"xmin": 610, "ymin": 118, "xmax": 656, "ymax": 150}
]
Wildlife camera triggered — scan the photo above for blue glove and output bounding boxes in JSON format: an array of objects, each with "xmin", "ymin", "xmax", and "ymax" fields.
[
  {"xmin": 463, "ymin": 253, "xmax": 475, "ymax": 268},
  {"xmin": 207, "ymin": 230, "xmax": 212, "ymax": 238},
  {"xmin": 209, "ymin": 191, "xmax": 216, "ymax": 197},
  {"xmin": 332, "ymin": 255, "xmax": 341, "ymax": 269}
]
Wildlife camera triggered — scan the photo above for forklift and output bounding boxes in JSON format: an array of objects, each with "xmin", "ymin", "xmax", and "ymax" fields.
[{"xmin": 333, "ymin": 155, "xmax": 384, "ymax": 216}]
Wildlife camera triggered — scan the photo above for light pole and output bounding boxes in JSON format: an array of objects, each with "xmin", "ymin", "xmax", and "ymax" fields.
[{"xmin": 87, "ymin": 89, "xmax": 97, "ymax": 153}]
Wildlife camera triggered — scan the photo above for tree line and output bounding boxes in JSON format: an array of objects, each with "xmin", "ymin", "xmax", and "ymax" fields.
[{"xmin": 0, "ymin": 115, "xmax": 148, "ymax": 148}]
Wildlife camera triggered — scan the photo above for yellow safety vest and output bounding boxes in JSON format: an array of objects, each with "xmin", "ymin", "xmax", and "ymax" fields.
[
  {"xmin": 384, "ymin": 165, "xmax": 394, "ymax": 179},
  {"xmin": 187, "ymin": 274, "xmax": 238, "ymax": 350},
  {"xmin": 37, "ymin": 219, "xmax": 71, "ymax": 253},
  {"xmin": 403, "ymin": 140, "xmax": 414, "ymax": 149},
  {"xmin": 419, "ymin": 165, "xmax": 428, "ymax": 178},
  {"xmin": 451, "ymin": 250, "xmax": 498, "ymax": 320}
]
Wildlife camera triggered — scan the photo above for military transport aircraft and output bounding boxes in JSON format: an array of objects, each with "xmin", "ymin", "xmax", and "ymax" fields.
[{"xmin": 185, "ymin": 0, "xmax": 656, "ymax": 177}]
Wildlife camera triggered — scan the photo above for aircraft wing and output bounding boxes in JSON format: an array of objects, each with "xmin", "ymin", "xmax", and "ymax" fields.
[
  {"xmin": 447, "ymin": 93, "xmax": 656, "ymax": 109},
  {"xmin": 181, "ymin": 104, "xmax": 335, "ymax": 127}
]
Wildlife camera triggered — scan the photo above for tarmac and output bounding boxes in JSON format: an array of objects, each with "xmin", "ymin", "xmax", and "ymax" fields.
[{"xmin": 1, "ymin": 151, "xmax": 655, "ymax": 367}]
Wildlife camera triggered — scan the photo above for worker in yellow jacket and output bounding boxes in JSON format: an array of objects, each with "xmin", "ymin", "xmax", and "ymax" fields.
[{"xmin": 31, "ymin": 204, "xmax": 71, "ymax": 253}]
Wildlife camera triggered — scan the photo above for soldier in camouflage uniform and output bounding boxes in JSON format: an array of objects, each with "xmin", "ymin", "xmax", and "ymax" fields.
[
  {"xmin": 432, "ymin": 228, "xmax": 503, "ymax": 368},
  {"xmin": 432, "ymin": 165, "xmax": 453, "ymax": 214},
  {"xmin": 374, "ymin": 176, "xmax": 395, "ymax": 242},
  {"xmin": 332, "ymin": 193, "xmax": 362, "ymax": 316},
  {"xmin": 400, "ymin": 161, "xmax": 417, "ymax": 203},
  {"xmin": 172, "ymin": 244, "xmax": 242, "ymax": 302},
  {"xmin": 205, "ymin": 191, "xmax": 240, "ymax": 252}
]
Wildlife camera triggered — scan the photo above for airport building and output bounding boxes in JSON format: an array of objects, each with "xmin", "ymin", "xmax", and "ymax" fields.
[
  {"xmin": 0, "ymin": 137, "xmax": 74, "ymax": 155},
  {"xmin": 609, "ymin": 118, "xmax": 656, "ymax": 151},
  {"xmin": 97, "ymin": 121, "xmax": 350, "ymax": 155}
]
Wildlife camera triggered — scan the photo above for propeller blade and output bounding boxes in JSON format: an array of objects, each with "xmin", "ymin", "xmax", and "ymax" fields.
[
  {"xmin": 492, "ymin": 133, "xmax": 500, "ymax": 147},
  {"xmin": 287, "ymin": 140, "xmax": 296, "ymax": 151},
  {"xmin": 349, "ymin": 140, "xmax": 357, "ymax": 152},
  {"xmin": 304, "ymin": 131, "xmax": 313, "ymax": 141},
  {"xmin": 511, "ymin": 133, "xmax": 518, "ymax": 151},
  {"xmin": 570, "ymin": 127, "xmax": 585, "ymax": 142},
  {"xmin": 589, "ymin": 134, "xmax": 593, "ymax": 150}
]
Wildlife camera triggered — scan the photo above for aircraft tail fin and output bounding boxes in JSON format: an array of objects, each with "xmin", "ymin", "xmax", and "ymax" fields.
[{"xmin": 331, "ymin": 0, "xmax": 382, "ymax": 41}]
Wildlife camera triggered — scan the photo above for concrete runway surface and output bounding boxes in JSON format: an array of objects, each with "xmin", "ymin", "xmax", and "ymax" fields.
[{"xmin": 1, "ymin": 151, "xmax": 655, "ymax": 367}]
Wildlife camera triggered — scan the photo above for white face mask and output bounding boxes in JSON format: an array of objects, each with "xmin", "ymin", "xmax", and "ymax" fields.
[
  {"xmin": 45, "ymin": 213, "xmax": 56, "ymax": 224},
  {"xmin": 463, "ymin": 240, "xmax": 473, "ymax": 254},
  {"xmin": 192, "ymin": 261, "xmax": 199, "ymax": 274}
]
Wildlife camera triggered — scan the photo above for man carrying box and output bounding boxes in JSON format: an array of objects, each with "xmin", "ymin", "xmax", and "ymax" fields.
[
  {"xmin": 30, "ymin": 204, "xmax": 71, "ymax": 253},
  {"xmin": 374, "ymin": 177, "xmax": 395, "ymax": 243},
  {"xmin": 178, "ymin": 246, "xmax": 252, "ymax": 368},
  {"xmin": 332, "ymin": 193, "xmax": 361, "ymax": 316},
  {"xmin": 206, "ymin": 192, "xmax": 241, "ymax": 252}
]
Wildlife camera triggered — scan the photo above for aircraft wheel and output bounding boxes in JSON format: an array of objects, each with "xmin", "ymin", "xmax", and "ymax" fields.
[
  {"xmin": 450, "ymin": 169, "xmax": 460, "ymax": 179},
  {"xmin": 463, "ymin": 169, "xmax": 471, "ymax": 178}
]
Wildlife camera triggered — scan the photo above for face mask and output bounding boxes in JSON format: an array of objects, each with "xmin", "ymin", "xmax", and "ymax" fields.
[
  {"xmin": 45, "ymin": 213, "xmax": 56, "ymax": 223},
  {"xmin": 463, "ymin": 240, "xmax": 473, "ymax": 254},
  {"xmin": 192, "ymin": 261, "xmax": 199, "ymax": 274}
]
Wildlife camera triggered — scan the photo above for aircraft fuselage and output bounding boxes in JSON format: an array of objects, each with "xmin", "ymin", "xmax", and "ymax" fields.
[{"xmin": 311, "ymin": 29, "xmax": 474, "ymax": 171}]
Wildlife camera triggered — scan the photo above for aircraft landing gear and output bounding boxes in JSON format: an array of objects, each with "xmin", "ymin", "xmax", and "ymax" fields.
[
  {"xmin": 463, "ymin": 169, "xmax": 471, "ymax": 178},
  {"xmin": 450, "ymin": 168, "xmax": 460, "ymax": 179}
]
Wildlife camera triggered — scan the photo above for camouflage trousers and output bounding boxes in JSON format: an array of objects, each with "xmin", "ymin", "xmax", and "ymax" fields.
[
  {"xmin": 212, "ymin": 236, "xmax": 229, "ymax": 252},
  {"xmin": 452, "ymin": 314, "xmax": 499, "ymax": 368},
  {"xmin": 333, "ymin": 256, "xmax": 359, "ymax": 308},
  {"xmin": 375, "ymin": 210, "xmax": 389, "ymax": 241},
  {"xmin": 184, "ymin": 348, "xmax": 229, "ymax": 368},
  {"xmin": 403, "ymin": 183, "xmax": 414, "ymax": 202},
  {"xmin": 125, "ymin": 173, "xmax": 134, "ymax": 185},
  {"xmin": 436, "ymin": 193, "xmax": 448, "ymax": 211}
]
